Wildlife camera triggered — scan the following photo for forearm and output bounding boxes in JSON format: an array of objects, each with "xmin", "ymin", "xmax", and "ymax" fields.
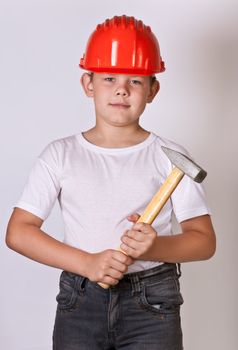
[
  {"xmin": 142, "ymin": 230, "xmax": 216, "ymax": 263},
  {"xmin": 6, "ymin": 223, "xmax": 90, "ymax": 276}
]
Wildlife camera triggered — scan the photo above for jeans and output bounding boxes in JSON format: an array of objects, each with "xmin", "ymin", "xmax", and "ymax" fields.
[{"xmin": 53, "ymin": 263, "xmax": 183, "ymax": 350}]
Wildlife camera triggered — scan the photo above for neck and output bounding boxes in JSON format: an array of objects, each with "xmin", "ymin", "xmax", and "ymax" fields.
[{"xmin": 82, "ymin": 124, "xmax": 150, "ymax": 148}]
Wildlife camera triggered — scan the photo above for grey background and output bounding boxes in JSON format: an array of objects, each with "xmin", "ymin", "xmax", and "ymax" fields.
[{"xmin": 1, "ymin": 0, "xmax": 237, "ymax": 349}]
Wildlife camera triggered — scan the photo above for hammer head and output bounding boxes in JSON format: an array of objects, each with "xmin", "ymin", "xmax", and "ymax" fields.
[{"xmin": 162, "ymin": 146, "xmax": 207, "ymax": 183}]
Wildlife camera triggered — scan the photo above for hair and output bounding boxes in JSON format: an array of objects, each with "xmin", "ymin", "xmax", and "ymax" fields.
[{"xmin": 150, "ymin": 76, "xmax": 157, "ymax": 85}]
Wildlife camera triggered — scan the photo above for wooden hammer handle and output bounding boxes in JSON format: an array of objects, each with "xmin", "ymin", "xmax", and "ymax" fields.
[
  {"xmin": 98, "ymin": 167, "xmax": 184, "ymax": 289},
  {"xmin": 137, "ymin": 167, "xmax": 184, "ymax": 224}
]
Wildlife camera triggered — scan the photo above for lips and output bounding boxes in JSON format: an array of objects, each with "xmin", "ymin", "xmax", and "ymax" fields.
[{"xmin": 109, "ymin": 103, "xmax": 130, "ymax": 108}]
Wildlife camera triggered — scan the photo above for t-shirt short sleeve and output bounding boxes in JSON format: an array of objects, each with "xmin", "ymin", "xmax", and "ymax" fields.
[
  {"xmin": 15, "ymin": 143, "xmax": 61, "ymax": 220},
  {"xmin": 171, "ymin": 175, "xmax": 211, "ymax": 223},
  {"xmin": 158, "ymin": 136, "xmax": 211, "ymax": 223}
]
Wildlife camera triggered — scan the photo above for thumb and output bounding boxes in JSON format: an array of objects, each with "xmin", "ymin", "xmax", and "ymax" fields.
[{"xmin": 127, "ymin": 213, "xmax": 140, "ymax": 223}]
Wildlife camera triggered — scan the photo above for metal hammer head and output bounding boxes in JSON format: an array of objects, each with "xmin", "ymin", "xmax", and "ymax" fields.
[{"xmin": 162, "ymin": 146, "xmax": 207, "ymax": 183}]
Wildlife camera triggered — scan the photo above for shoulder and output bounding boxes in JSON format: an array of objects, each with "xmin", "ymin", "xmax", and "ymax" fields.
[
  {"xmin": 152, "ymin": 133, "xmax": 189, "ymax": 156},
  {"xmin": 40, "ymin": 134, "xmax": 79, "ymax": 157},
  {"xmin": 149, "ymin": 133, "xmax": 191, "ymax": 177},
  {"xmin": 38, "ymin": 134, "xmax": 80, "ymax": 171}
]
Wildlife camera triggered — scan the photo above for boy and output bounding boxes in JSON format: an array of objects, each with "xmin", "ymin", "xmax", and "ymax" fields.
[{"xmin": 6, "ymin": 15, "xmax": 216, "ymax": 349}]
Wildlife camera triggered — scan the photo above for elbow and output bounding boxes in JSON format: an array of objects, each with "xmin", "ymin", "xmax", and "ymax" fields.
[
  {"xmin": 5, "ymin": 222, "xmax": 22, "ymax": 252},
  {"xmin": 203, "ymin": 234, "xmax": 216, "ymax": 260},
  {"xmin": 209, "ymin": 242, "xmax": 216, "ymax": 259},
  {"xmin": 6, "ymin": 208, "xmax": 42, "ymax": 253},
  {"xmin": 6, "ymin": 225, "xmax": 16, "ymax": 250}
]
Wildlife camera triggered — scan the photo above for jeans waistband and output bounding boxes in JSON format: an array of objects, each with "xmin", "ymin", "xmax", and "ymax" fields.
[
  {"xmin": 111, "ymin": 263, "xmax": 181, "ymax": 293},
  {"xmin": 126, "ymin": 263, "xmax": 180, "ymax": 280}
]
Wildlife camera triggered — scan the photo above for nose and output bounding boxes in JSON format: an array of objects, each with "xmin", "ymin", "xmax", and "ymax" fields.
[{"xmin": 115, "ymin": 82, "xmax": 129, "ymax": 97}]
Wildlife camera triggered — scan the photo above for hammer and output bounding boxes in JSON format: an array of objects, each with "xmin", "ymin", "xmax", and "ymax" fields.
[{"xmin": 98, "ymin": 146, "xmax": 207, "ymax": 289}]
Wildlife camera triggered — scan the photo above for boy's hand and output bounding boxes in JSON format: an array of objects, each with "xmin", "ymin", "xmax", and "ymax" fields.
[
  {"xmin": 85, "ymin": 250, "xmax": 133, "ymax": 286},
  {"xmin": 120, "ymin": 214, "xmax": 157, "ymax": 259}
]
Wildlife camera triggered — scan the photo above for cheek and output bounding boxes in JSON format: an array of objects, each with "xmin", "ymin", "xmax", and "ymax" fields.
[
  {"xmin": 93, "ymin": 90, "xmax": 108, "ymax": 106},
  {"xmin": 138, "ymin": 103, "xmax": 147, "ymax": 115},
  {"xmin": 135, "ymin": 94, "xmax": 148, "ymax": 112},
  {"xmin": 93, "ymin": 96, "xmax": 104, "ymax": 113}
]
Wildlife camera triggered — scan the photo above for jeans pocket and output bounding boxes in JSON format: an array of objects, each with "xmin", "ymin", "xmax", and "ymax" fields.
[
  {"xmin": 56, "ymin": 271, "xmax": 85, "ymax": 312},
  {"xmin": 139, "ymin": 275, "xmax": 184, "ymax": 315}
]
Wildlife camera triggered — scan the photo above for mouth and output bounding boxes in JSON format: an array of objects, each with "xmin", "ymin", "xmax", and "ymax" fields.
[{"xmin": 109, "ymin": 103, "xmax": 130, "ymax": 109}]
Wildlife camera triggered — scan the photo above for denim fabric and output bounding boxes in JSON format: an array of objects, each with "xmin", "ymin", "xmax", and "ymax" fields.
[{"xmin": 53, "ymin": 263, "xmax": 183, "ymax": 350}]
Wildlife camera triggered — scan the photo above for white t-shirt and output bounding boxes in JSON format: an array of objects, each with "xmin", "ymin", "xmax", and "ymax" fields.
[{"xmin": 16, "ymin": 132, "xmax": 210, "ymax": 273}]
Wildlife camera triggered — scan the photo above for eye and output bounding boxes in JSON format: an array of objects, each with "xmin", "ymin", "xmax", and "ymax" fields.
[
  {"xmin": 104, "ymin": 76, "xmax": 115, "ymax": 82},
  {"xmin": 130, "ymin": 79, "xmax": 142, "ymax": 85}
]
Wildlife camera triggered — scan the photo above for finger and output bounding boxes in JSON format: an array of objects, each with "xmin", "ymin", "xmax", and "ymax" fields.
[
  {"xmin": 124, "ymin": 229, "xmax": 145, "ymax": 242},
  {"xmin": 132, "ymin": 222, "xmax": 151, "ymax": 233},
  {"xmin": 112, "ymin": 250, "xmax": 134, "ymax": 266},
  {"xmin": 127, "ymin": 213, "xmax": 140, "ymax": 223},
  {"xmin": 100, "ymin": 275, "xmax": 120, "ymax": 286},
  {"xmin": 121, "ymin": 235, "xmax": 141, "ymax": 250},
  {"xmin": 107, "ymin": 267, "xmax": 124, "ymax": 280},
  {"xmin": 110, "ymin": 259, "xmax": 129, "ymax": 274},
  {"xmin": 120, "ymin": 243, "xmax": 139, "ymax": 259}
]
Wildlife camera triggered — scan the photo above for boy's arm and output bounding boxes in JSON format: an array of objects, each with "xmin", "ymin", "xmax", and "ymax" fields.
[
  {"xmin": 6, "ymin": 208, "xmax": 133, "ymax": 286},
  {"xmin": 120, "ymin": 214, "xmax": 216, "ymax": 262}
]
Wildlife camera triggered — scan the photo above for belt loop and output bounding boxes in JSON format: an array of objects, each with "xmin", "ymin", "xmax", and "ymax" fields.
[
  {"xmin": 130, "ymin": 274, "xmax": 141, "ymax": 294},
  {"xmin": 176, "ymin": 263, "xmax": 182, "ymax": 277},
  {"xmin": 76, "ymin": 275, "xmax": 87, "ymax": 293}
]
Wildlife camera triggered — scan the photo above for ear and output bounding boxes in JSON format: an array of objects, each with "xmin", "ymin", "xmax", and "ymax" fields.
[
  {"xmin": 147, "ymin": 80, "xmax": 160, "ymax": 103},
  {"xmin": 80, "ymin": 73, "xmax": 94, "ymax": 97}
]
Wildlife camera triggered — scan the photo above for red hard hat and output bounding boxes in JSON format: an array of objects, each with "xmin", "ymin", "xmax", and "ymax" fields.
[{"xmin": 80, "ymin": 15, "xmax": 165, "ymax": 76}]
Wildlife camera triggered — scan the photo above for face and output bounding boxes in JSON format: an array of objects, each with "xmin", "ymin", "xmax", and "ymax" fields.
[{"xmin": 81, "ymin": 73, "xmax": 159, "ymax": 128}]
